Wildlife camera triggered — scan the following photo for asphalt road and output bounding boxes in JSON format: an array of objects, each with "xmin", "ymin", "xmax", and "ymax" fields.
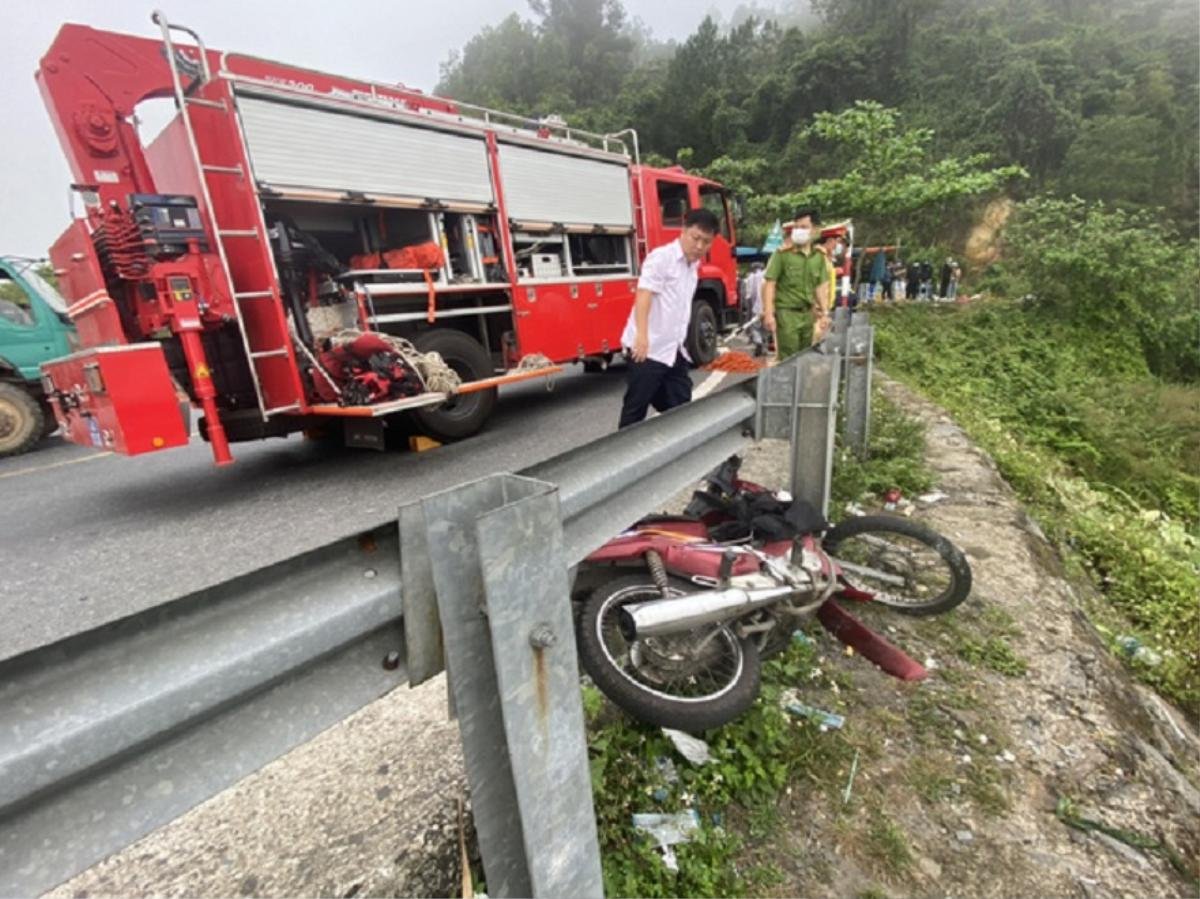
[{"xmin": 0, "ymin": 365, "xmax": 713, "ymax": 661}]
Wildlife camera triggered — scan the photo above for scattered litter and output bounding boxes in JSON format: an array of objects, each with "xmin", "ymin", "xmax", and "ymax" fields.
[
  {"xmin": 633, "ymin": 810, "xmax": 701, "ymax": 871},
  {"xmin": 1116, "ymin": 634, "xmax": 1163, "ymax": 667},
  {"xmin": 655, "ymin": 756, "xmax": 680, "ymax": 784},
  {"xmin": 917, "ymin": 491, "xmax": 949, "ymax": 505},
  {"xmin": 924, "ymin": 656, "xmax": 941, "ymax": 670},
  {"xmin": 842, "ymin": 749, "xmax": 860, "ymax": 804},
  {"xmin": 953, "ymin": 728, "xmax": 966, "ymax": 741},
  {"xmin": 845, "ymin": 502, "xmax": 867, "ymax": 517},
  {"xmin": 784, "ymin": 699, "xmax": 846, "ymax": 731},
  {"xmin": 792, "ymin": 630, "xmax": 816, "ymax": 648},
  {"xmin": 956, "ymin": 829, "xmax": 975, "ymax": 844},
  {"xmin": 995, "ymin": 750, "xmax": 1017, "ymax": 764},
  {"xmin": 883, "ymin": 488, "xmax": 903, "ymax": 507},
  {"xmin": 977, "ymin": 734, "xmax": 989, "ymax": 746},
  {"xmin": 960, "ymin": 753, "xmax": 973, "ymax": 765},
  {"xmin": 843, "ymin": 645, "xmax": 855, "ymax": 658},
  {"xmin": 662, "ymin": 728, "xmax": 714, "ymax": 765}
]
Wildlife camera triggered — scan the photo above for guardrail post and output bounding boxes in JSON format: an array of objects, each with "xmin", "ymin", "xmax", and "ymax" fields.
[
  {"xmin": 789, "ymin": 352, "xmax": 841, "ymax": 516},
  {"xmin": 832, "ymin": 304, "xmax": 851, "ymax": 336},
  {"xmin": 420, "ymin": 475, "xmax": 603, "ymax": 899},
  {"xmin": 844, "ymin": 323, "xmax": 874, "ymax": 458}
]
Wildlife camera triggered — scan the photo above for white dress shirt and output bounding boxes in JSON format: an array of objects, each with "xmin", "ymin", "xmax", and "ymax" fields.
[{"xmin": 621, "ymin": 239, "xmax": 699, "ymax": 366}]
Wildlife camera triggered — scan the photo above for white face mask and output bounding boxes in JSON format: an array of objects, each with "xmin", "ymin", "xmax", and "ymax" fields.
[
  {"xmin": 834, "ymin": 242, "xmax": 845, "ymax": 256},
  {"xmin": 791, "ymin": 227, "xmax": 811, "ymax": 245}
]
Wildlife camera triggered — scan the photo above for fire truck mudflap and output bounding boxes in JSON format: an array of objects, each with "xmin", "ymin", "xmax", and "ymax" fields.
[{"xmin": 42, "ymin": 345, "xmax": 189, "ymax": 455}]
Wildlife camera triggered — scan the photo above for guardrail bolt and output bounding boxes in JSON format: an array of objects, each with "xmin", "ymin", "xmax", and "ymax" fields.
[
  {"xmin": 529, "ymin": 624, "xmax": 557, "ymax": 650},
  {"xmin": 382, "ymin": 650, "xmax": 401, "ymax": 670}
]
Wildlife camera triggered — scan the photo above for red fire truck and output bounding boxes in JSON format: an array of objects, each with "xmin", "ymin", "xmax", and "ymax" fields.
[{"xmin": 34, "ymin": 13, "xmax": 742, "ymax": 466}]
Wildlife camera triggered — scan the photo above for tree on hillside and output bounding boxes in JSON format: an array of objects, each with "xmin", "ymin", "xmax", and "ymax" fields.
[
  {"xmin": 436, "ymin": 0, "xmax": 1197, "ymax": 234},
  {"xmin": 727, "ymin": 101, "xmax": 1025, "ymax": 242},
  {"xmin": 437, "ymin": 0, "xmax": 635, "ymax": 113},
  {"xmin": 982, "ymin": 59, "xmax": 1077, "ymax": 184}
]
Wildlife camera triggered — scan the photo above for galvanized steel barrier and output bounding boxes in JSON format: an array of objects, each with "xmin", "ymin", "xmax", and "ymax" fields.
[{"xmin": 0, "ymin": 320, "xmax": 874, "ymax": 897}]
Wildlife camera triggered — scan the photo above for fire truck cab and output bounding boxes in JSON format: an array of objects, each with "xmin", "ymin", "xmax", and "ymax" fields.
[{"xmin": 35, "ymin": 14, "xmax": 741, "ymax": 466}]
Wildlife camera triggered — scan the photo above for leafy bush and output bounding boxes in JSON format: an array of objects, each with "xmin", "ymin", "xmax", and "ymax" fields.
[{"xmin": 1003, "ymin": 196, "xmax": 1200, "ymax": 382}]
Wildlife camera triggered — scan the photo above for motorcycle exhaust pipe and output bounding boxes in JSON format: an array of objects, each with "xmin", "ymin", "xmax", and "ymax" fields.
[{"xmin": 618, "ymin": 585, "xmax": 798, "ymax": 640}]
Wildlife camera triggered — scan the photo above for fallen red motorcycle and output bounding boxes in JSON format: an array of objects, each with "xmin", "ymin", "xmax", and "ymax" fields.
[{"xmin": 573, "ymin": 455, "xmax": 972, "ymax": 731}]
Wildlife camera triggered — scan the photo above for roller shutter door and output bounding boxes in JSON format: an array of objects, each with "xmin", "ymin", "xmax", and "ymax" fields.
[
  {"xmin": 236, "ymin": 95, "xmax": 494, "ymax": 205},
  {"xmin": 498, "ymin": 143, "xmax": 633, "ymax": 228}
]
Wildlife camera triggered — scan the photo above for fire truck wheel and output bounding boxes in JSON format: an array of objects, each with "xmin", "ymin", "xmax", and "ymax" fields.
[
  {"xmin": 686, "ymin": 300, "xmax": 719, "ymax": 366},
  {"xmin": 411, "ymin": 329, "xmax": 497, "ymax": 441},
  {"xmin": 0, "ymin": 383, "xmax": 45, "ymax": 457}
]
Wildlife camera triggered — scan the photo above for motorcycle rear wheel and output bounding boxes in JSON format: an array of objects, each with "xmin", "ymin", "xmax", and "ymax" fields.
[
  {"xmin": 576, "ymin": 574, "xmax": 761, "ymax": 731},
  {"xmin": 824, "ymin": 514, "xmax": 972, "ymax": 615}
]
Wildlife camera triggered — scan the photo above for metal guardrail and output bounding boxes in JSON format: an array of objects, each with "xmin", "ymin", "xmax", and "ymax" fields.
[{"xmin": 0, "ymin": 322, "xmax": 874, "ymax": 897}]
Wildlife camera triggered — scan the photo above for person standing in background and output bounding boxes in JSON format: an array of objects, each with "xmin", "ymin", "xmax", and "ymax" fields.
[
  {"xmin": 816, "ymin": 230, "xmax": 840, "ymax": 313},
  {"xmin": 762, "ymin": 208, "xmax": 830, "ymax": 357},
  {"xmin": 905, "ymin": 258, "xmax": 919, "ymax": 299},
  {"xmin": 947, "ymin": 260, "xmax": 962, "ymax": 301},
  {"xmin": 891, "ymin": 259, "xmax": 907, "ymax": 302}
]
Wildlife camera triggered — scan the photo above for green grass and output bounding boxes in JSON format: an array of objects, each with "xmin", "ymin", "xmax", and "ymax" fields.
[
  {"xmin": 872, "ymin": 300, "xmax": 1199, "ymax": 708},
  {"xmin": 956, "ymin": 636, "xmax": 1029, "ymax": 677},
  {"xmin": 831, "ymin": 389, "xmax": 936, "ymax": 515},
  {"xmin": 863, "ymin": 812, "xmax": 913, "ymax": 873},
  {"xmin": 586, "ymin": 640, "xmax": 855, "ymax": 898}
]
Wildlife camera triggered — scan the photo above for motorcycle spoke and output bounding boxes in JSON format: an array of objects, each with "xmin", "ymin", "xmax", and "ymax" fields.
[
  {"xmin": 596, "ymin": 584, "xmax": 745, "ymax": 702},
  {"xmin": 833, "ymin": 532, "xmax": 952, "ymax": 606}
]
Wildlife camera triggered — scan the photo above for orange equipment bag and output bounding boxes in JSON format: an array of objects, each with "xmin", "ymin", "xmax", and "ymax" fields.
[{"xmin": 348, "ymin": 242, "xmax": 445, "ymax": 323}]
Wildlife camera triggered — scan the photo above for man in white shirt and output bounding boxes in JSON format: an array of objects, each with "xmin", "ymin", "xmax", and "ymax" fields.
[{"xmin": 618, "ymin": 208, "xmax": 719, "ymax": 428}]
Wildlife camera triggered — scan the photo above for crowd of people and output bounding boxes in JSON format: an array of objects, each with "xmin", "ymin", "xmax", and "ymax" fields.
[{"xmin": 860, "ymin": 256, "xmax": 963, "ymax": 304}]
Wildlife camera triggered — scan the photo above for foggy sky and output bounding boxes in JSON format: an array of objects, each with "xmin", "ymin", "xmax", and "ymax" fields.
[{"xmin": 1, "ymin": 0, "xmax": 752, "ymax": 259}]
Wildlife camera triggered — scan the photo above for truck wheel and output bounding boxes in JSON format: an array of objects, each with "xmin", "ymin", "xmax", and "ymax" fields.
[
  {"xmin": 686, "ymin": 300, "xmax": 719, "ymax": 366},
  {"xmin": 411, "ymin": 329, "xmax": 497, "ymax": 441},
  {"xmin": 0, "ymin": 383, "xmax": 45, "ymax": 457},
  {"xmin": 41, "ymin": 402, "xmax": 60, "ymax": 438}
]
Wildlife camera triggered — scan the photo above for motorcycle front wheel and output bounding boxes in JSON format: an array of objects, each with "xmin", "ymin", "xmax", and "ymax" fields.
[
  {"xmin": 824, "ymin": 514, "xmax": 972, "ymax": 615},
  {"xmin": 576, "ymin": 574, "xmax": 761, "ymax": 732}
]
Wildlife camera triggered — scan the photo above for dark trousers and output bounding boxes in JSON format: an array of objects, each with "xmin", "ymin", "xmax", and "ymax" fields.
[{"xmin": 618, "ymin": 353, "xmax": 692, "ymax": 429}]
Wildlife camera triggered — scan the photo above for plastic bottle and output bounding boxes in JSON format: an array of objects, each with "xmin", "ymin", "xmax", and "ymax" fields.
[{"xmin": 1116, "ymin": 635, "xmax": 1162, "ymax": 667}]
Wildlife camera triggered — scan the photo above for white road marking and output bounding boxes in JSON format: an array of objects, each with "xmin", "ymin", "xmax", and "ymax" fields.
[
  {"xmin": 693, "ymin": 370, "xmax": 728, "ymax": 399},
  {"xmin": 0, "ymin": 451, "xmax": 114, "ymax": 481}
]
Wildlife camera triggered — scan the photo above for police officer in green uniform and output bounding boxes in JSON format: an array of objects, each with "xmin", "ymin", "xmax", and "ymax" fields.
[{"xmin": 761, "ymin": 208, "xmax": 831, "ymax": 358}]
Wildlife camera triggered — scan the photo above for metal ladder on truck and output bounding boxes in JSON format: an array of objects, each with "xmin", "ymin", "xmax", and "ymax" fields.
[{"xmin": 152, "ymin": 11, "xmax": 306, "ymax": 425}]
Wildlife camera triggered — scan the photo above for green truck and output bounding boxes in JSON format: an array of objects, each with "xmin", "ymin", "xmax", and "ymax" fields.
[{"xmin": 0, "ymin": 256, "xmax": 76, "ymax": 456}]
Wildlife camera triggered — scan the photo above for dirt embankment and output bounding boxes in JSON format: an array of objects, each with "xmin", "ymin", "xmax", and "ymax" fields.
[{"xmin": 745, "ymin": 375, "xmax": 1198, "ymax": 898}]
